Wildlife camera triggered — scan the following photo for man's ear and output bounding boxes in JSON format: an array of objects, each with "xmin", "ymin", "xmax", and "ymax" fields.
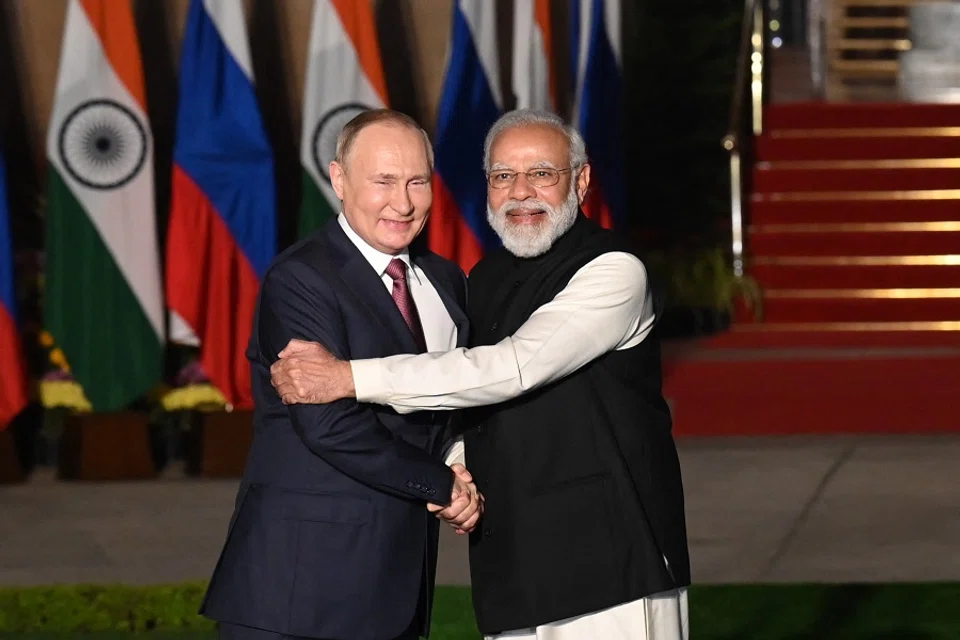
[
  {"xmin": 330, "ymin": 161, "xmax": 346, "ymax": 201},
  {"xmin": 576, "ymin": 163, "xmax": 591, "ymax": 204}
]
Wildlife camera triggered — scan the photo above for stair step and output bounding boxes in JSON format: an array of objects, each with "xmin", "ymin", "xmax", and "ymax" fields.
[
  {"xmin": 751, "ymin": 198, "xmax": 960, "ymax": 224},
  {"xmin": 835, "ymin": 17, "xmax": 909, "ymax": 28},
  {"xmin": 769, "ymin": 127, "xmax": 960, "ymax": 138},
  {"xmin": 755, "ymin": 135, "xmax": 960, "ymax": 161},
  {"xmin": 830, "ymin": 59, "xmax": 900, "ymax": 76},
  {"xmin": 838, "ymin": 38, "xmax": 912, "ymax": 51},
  {"xmin": 749, "ymin": 224, "xmax": 960, "ymax": 256},
  {"xmin": 664, "ymin": 352, "xmax": 960, "ymax": 436},
  {"xmin": 759, "ymin": 290, "xmax": 960, "ymax": 322},
  {"xmin": 754, "ymin": 165, "xmax": 960, "ymax": 192},
  {"xmin": 765, "ymin": 102, "xmax": 960, "ymax": 129},
  {"xmin": 751, "ymin": 261, "xmax": 960, "ymax": 289},
  {"xmin": 706, "ymin": 323, "xmax": 960, "ymax": 348},
  {"xmin": 758, "ymin": 158, "xmax": 960, "ymax": 170},
  {"xmin": 838, "ymin": 0, "xmax": 921, "ymax": 6}
]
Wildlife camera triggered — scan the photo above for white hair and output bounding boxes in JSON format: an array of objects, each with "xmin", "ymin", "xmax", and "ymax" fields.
[{"xmin": 483, "ymin": 109, "xmax": 588, "ymax": 171}]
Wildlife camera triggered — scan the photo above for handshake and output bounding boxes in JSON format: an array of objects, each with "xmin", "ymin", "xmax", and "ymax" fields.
[{"xmin": 430, "ymin": 463, "xmax": 484, "ymax": 535}]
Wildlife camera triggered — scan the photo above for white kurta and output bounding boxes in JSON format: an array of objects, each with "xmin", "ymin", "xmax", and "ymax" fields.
[{"xmin": 350, "ymin": 251, "xmax": 689, "ymax": 640}]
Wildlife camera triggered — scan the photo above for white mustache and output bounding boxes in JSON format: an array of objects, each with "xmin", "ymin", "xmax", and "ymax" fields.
[{"xmin": 498, "ymin": 199, "xmax": 554, "ymax": 216}]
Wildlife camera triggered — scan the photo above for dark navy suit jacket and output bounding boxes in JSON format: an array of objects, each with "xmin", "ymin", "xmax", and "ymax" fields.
[{"xmin": 200, "ymin": 219, "xmax": 469, "ymax": 640}]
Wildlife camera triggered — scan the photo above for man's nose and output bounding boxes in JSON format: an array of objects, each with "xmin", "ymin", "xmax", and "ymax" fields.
[
  {"xmin": 507, "ymin": 173, "xmax": 536, "ymax": 199},
  {"xmin": 390, "ymin": 184, "xmax": 415, "ymax": 216}
]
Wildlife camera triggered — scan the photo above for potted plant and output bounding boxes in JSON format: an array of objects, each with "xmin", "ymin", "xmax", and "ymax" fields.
[
  {"xmin": 645, "ymin": 246, "xmax": 763, "ymax": 338},
  {"xmin": 162, "ymin": 354, "xmax": 253, "ymax": 478},
  {"xmin": 37, "ymin": 332, "xmax": 155, "ymax": 481}
]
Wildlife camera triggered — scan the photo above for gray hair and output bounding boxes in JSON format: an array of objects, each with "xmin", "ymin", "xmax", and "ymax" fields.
[{"xmin": 482, "ymin": 109, "xmax": 588, "ymax": 171}]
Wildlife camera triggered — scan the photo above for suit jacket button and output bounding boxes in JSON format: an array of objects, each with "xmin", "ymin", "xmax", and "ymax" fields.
[
  {"xmin": 483, "ymin": 527, "xmax": 493, "ymax": 538},
  {"xmin": 491, "ymin": 322, "xmax": 499, "ymax": 330}
]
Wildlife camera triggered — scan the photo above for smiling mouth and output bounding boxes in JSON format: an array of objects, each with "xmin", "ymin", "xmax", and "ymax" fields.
[{"xmin": 506, "ymin": 209, "xmax": 546, "ymax": 221}]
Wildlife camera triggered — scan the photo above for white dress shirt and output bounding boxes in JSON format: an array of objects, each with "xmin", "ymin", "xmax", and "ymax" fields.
[
  {"xmin": 338, "ymin": 215, "xmax": 457, "ymax": 352},
  {"xmin": 349, "ymin": 250, "xmax": 689, "ymax": 640}
]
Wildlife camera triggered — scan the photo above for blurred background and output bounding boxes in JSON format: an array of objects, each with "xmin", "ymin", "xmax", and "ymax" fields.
[{"xmin": 1, "ymin": 0, "xmax": 958, "ymax": 638}]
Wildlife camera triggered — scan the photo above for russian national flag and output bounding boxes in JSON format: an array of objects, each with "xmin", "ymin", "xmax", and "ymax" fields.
[
  {"xmin": 429, "ymin": 0, "xmax": 503, "ymax": 273},
  {"xmin": 0, "ymin": 149, "xmax": 29, "ymax": 431},
  {"xmin": 572, "ymin": 0, "xmax": 624, "ymax": 230},
  {"xmin": 165, "ymin": 0, "xmax": 276, "ymax": 409}
]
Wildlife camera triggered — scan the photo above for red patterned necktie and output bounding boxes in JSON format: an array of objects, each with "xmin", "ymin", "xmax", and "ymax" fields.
[{"xmin": 385, "ymin": 258, "xmax": 427, "ymax": 352}]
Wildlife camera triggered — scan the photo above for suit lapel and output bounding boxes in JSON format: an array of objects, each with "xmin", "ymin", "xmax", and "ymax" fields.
[
  {"xmin": 327, "ymin": 223, "xmax": 421, "ymax": 354},
  {"xmin": 415, "ymin": 255, "xmax": 470, "ymax": 348}
]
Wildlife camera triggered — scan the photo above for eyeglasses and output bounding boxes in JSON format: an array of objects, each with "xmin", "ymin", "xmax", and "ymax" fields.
[{"xmin": 486, "ymin": 166, "xmax": 579, "ymax": 189}]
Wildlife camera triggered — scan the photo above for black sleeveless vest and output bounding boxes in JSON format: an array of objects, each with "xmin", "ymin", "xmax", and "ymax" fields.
[{"xmin": 461, "ymin": 214, "xmax": 691, "ymax": 634}]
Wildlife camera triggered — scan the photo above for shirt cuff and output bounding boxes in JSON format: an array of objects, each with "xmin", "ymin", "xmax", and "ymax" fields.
[
  {"xmin": 350, "ymin": 358, "xmax": 386, "ymax": 404},
  {"xmin": 443, "ymin": 438, "xmax": 465, "ymax": 467}
]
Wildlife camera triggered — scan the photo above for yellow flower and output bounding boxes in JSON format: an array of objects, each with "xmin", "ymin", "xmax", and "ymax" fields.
[
  {"xmin": 162, "ymin": 384, "xmax": 227, "ymax": 413},
  {"xmin": 39, "ymin": 331, "xmax": 55, "ymax": 347},
  {"xmin": 39, "ymin": 381, "xmax": 92, "ymax": 412},
  {"xmin": 50, "ymin": 348, "xmax": 68, "ymax": 368}
]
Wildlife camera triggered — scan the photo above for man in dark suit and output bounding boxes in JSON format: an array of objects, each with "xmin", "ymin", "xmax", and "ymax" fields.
[{"xmin": 200, "ymin": 110, "xmax": 483, "ymax": 640}]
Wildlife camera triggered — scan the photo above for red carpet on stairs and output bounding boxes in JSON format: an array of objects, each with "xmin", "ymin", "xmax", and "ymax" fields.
[{"xmin": 666, "ymin": 102, "xmax": 960, "ymax": 437}]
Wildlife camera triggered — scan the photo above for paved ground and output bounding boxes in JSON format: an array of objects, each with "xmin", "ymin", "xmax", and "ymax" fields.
[{"xmin": 0, "ymin": 435, "xmax": 957, "ymax": 587}]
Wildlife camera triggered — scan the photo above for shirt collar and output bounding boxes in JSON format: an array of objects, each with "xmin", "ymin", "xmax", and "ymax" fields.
[{"xmin": 338, "ymin": 214, "xmax": 421, "ymax": 284}]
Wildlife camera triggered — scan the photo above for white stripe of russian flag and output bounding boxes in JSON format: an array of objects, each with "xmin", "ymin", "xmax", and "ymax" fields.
[
  {"xmin": 573, "ymin": 0, "xmax": 622, "ymax": 124},
  {"xmin": 201, "ymin": 0, "xmax": 255, "ymax": 81},
  {"xmin": 459, "ymin": 0, "xmax": 503, "ymax": 108}
]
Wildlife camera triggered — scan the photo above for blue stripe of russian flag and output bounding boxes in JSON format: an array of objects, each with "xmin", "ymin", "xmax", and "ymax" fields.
[
  {"xmin": 173, "ymin": 0, "xmax": 276, "ymax": 278},
  {"xmin": 433, "ymin": 1, "xmax": 503, "ymax": 252},
  {"xmin": 0, "ymin": 150, "xmax": 18, "ymax": 324},
  {"xmin": 573, "ymin": 0, "xmax": 626, "ymax": 229},
  {"xmin": 0, "ymin": 147, "xmax": 28, "ymax": 429}
]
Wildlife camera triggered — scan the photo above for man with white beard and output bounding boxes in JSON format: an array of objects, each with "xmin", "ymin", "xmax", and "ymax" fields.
[{"xmin": 269, "ymin": 110, "xmax": 691, "ymax": 640}]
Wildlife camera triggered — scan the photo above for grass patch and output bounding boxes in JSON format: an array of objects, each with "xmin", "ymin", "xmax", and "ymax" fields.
[
  {"xmin": 691, "ymin": 583, "xmax": 960, "ymax": 639},
  {"xmin": 1, "ymin": 583, "xmax": 958, "ymax": 639}
]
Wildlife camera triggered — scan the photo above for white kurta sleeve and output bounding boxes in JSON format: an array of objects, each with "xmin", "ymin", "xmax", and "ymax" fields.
[
  {"xmin": 350, "ymin": 251, "xmax": 655, "ymax": 414},
  {"xmin": 442, "ymin": 437, "xmax": 466, "ymax": 467}
]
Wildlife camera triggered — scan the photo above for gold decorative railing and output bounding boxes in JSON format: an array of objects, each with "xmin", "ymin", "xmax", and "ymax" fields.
[{"xmin": 722, "ymin": 0, "xmax": 767, "ymax": 278}]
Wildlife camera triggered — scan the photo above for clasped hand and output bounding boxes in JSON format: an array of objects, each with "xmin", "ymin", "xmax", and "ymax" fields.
[
  {"xmin": 434, "ymin": 463, "xmax": 483, "ymax": 535},
  {"xmin": 270, "ymin": 339, "xmax": 351, "ymax": 405},
  {"xmin": 271, "ymin": 339, "xmax": 484, "ymax": 534}
]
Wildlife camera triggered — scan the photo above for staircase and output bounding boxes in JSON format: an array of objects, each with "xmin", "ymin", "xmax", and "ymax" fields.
[
  {"xmin": 823, "ymin": 0, "xmax": 960, "ymax": 101},
  {"xmin": 744, "ymin": 101, "xmax": 960, "ymax": 345},
  {"xmin": 824, "ymin": 0, "xmax": 913, "ymax": 100},
  {"xmin": 663, "ymin": 102, "xmax": 960, "ymax": 437}
]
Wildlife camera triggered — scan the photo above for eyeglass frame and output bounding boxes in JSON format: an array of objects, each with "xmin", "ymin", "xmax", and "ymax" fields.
[{"xmin": 484, "ymin": 164, "xmax": 584, "ymax": 189}]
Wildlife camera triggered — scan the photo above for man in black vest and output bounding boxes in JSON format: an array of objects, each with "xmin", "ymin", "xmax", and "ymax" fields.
[{"xmin": 270, "ymin": 109, "xmax": 691, "ymax": 640}]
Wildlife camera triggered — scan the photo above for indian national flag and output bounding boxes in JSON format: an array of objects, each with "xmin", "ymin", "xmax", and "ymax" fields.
[
  {"xmin": 44, "ymin": 0, "xmax": 163, "ymax": 411},
  {"xmin": 513, "ymin": 0, "xmax": 558, "ymax": 111},
  {"xmin": 298, "ymin": 0, "xmax": 388, "ymax": 238}
]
